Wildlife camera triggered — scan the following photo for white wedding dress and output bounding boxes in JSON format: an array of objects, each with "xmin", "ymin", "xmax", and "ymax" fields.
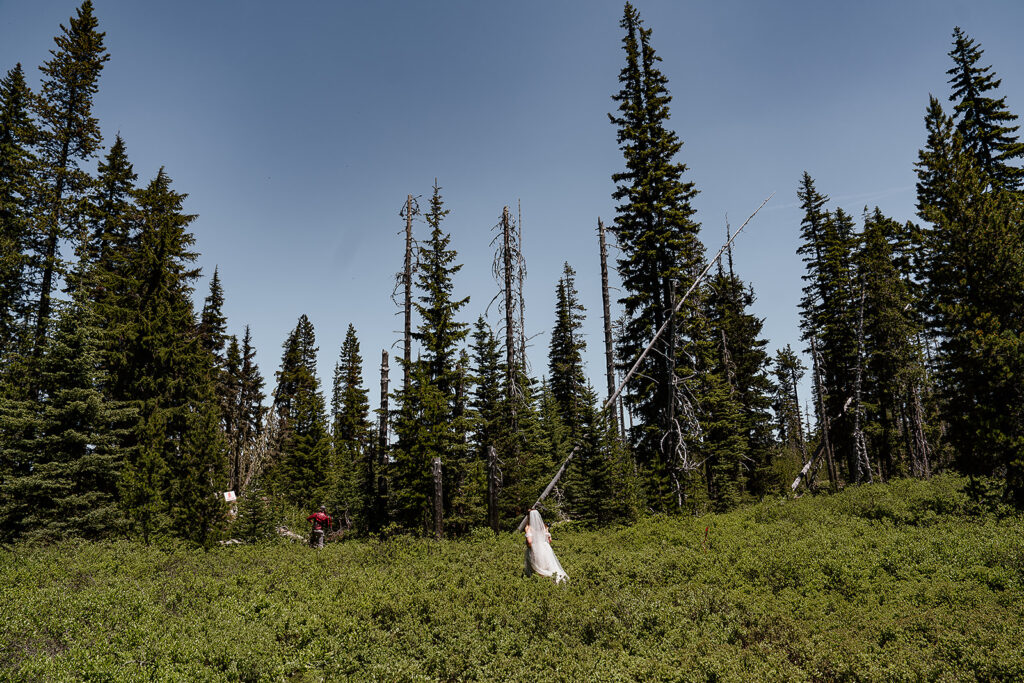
[{"xmin": 524, "ymin": 510, "xmax": 568, "ymax": 584}]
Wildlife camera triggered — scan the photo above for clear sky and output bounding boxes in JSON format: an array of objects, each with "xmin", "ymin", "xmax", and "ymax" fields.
[{"xmin": 3, "ymin": 1, "xmax": 1023, "ymax": 414}]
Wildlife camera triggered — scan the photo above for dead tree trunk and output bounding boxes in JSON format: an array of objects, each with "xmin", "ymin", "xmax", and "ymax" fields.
[
  {"xmin": 377, "ymin": 350, "xmax": 390, "ymax": 523},
  {"xmin": 403, "ymin": 195, "xmax": 414, "ymax": 389},
  {"xmin": 599, "ymin": 218, "xmax": 617, "ymax": 407},
  {"xmin": 517, "ymin": 201, "xmax": 527, "ymax": 372},
  {"xmin": 502, "ymin": 206, "xmax": 515, "ymax": 402},
  {"xmin": 432, "ymin": 457, "xmax": 443, "ymax": 540}
]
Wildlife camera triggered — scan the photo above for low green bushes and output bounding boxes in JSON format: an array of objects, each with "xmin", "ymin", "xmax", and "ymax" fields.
[{"xmin": 1, "ymin": 475, "xmax": 1021, "ymax": 681}]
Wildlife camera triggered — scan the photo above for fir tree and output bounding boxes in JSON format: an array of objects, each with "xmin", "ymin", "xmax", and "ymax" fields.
[
  {"xmin": 0, "ymin": 277, "xmax": 134, "ymax": 542},
  {"xmin": 223, "ymin": 335, "xmax": 243, "ymax": 489},
  {"xmin": 0, "ymin": 65, "xmax": 39, "ymax": 365},
  {"xmin": 81, "ymin": 134, "xmax": 137, "ymax": 272},
  {"xmin": 855, "ymin": 208, "xmax": 933, "ymax": 480},
  {"xmin": 563, "ymin": 384, "xmax": 638, "ymax": 525},
  {"xmin": 329, "ymin": 324, "xmax": 373, "ymax": 528},
  {"xmin": 946, "ymin": 27, "xmax": 1024, "ymax": 190},
  {"xmin": 391, "ymin": 183, "xmax": 471, "ymax": 533},
  {"xmin": 198, "ymin": 267, "xmax": 228, "ymax": 366},
  {"xmin": 235, "ymin": 326, "xmax": 265, "ymax": 490},
  {"xmin": 795, "ymin": 175, "xmax": 861, "ymax": 484},
  {"xmin": 915, "ymin": 97, "xmax": 958, "ymax": 222},
  {"xmin": 705, "ymin": 256, "xmax": 775, "ymax": 497},
  {"xmin": 271, "ymin": 314, "xmax": 330, "ymax": 507},
  {"xmin": 469, "ymin": 316, "xmax": 505, "ymax": 530},
  {"xmin": 917, "ymin": 137, "xmax": 1024, "ymax": 502},
  {"xmin": 770, "ymin": 346, "xmax": 805, "ymax": 450},
  {"xmin": 113, "ymin": 169, "xmax": 227, "ymax": 545},
  {"xmin": 29, "ymin": 0, "xmax": 109, "ymax": 356},
  {"xmin": 609, "ymin": 3, "xmax": 705, "ymax": 511},
  {"xmin": 548, "ymin": 263, "xmax": 588, "ymax": 439}
]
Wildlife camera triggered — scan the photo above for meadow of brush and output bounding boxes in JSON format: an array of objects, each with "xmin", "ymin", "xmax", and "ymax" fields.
[{"xmin": 1, "ymin": 475, "xmax": 1022, "ymax": 682}]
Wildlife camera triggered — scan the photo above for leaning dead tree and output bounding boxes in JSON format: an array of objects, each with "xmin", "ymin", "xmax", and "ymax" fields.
[{"xmin": 517, "ymin": 194, "xmax": 774, "ymax": 530}]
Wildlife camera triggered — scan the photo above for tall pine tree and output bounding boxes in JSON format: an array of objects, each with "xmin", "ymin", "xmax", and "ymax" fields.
[
  {"xmin": 271, "ymin": 314, "xmax": 331, "ymax": 507},
  {"xmin": 946, "ymin": 27, "xmax": 1024, "ymax": 190},
  {"xmin": 609, "ymin": 3, "xmax": 706, "ymax": 511},
  {"xmin": 29, "ymin": 0, "xmax": 108, "ymax": 357}
]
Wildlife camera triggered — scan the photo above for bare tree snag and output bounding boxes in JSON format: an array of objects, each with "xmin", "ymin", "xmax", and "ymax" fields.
[
  {"xmin": 403, "ymin": 194, "xmax": 414, "ymax": 389},
  {"xmin": 599, "ymin": 218, "xmax": 617, "ymax": 405},
  {"xmin": 502, "ymin": 206, "xmax": 515, "ymax": 401},
  {"xmin": 517, "ymin": 200, "xmax": 527, "ymax": 370},
  {"xmin": 377, "ymin": 349, "xmax": 390, "ymax": 520}
]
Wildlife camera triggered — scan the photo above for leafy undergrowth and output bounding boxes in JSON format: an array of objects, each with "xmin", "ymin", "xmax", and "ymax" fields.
[{"xmin": 2, "ymin": 475, "xmax": 1022, "ymax": 681}]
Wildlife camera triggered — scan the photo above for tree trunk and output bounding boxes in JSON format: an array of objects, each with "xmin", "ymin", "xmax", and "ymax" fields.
[
  {"xmin": 812, "ymin": 336, "xmax": 839, "ymax": 490},
  {"xmin": 502, "ymin": 206, "xmax": 515, "ymax": 403},
  {"xmin": 33, "ymin": 140, "xmax": 71, "ymax": 361},
  {"xmin": 487, "ymin": 445, "xmax": 499, "ymax": 532},
  {"xmin": 432, "ymin": 457, "xmax": 443, "ymax": 540},
  {"xmin": 376, "ymin": 350, "xmax": 390, "ymax": 525},
  {"xmin": 517, "ymin": 201, "xmax": 527, "ymax": 372},
  {"xmin": 401, "ymin": 194, "xmax": 413, "ymax": 393},
  {"xmin": 599, "ymin": 219, "xmax": 617, "ymax": 407},
  {"xmin": 851, "ymin": 287, "xmax": 873, "ymax": 483}
]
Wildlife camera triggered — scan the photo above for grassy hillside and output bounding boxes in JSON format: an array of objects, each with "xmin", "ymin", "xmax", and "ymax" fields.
[{"xmin": 2, "ymin": 475, "xmax": 1022, "ymax": 681}]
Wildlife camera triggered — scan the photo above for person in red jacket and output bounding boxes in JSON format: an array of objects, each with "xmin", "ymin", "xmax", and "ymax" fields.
[{"xmin": 306, "ymin": 506, "xmax": 332, "ymax": 548}]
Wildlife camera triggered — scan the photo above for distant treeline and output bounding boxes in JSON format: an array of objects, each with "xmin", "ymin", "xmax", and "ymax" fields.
[{"xmin": 1, "ymin": 3, "xmax": 1021, "ymax": 545}]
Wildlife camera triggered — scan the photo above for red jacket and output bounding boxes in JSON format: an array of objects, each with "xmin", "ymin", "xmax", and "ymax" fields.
[{"xmin": 307, "ymin": 511, "xmax": 331, "ymax": 531}]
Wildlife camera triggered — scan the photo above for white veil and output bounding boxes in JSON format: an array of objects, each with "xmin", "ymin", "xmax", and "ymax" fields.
[{"xmin": 524, "ymin": 509, "xmax": 568, "ymax": 584}]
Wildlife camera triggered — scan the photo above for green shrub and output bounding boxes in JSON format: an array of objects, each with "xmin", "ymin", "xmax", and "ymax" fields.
[{"xmin": 1, "ymin": 475, "xmax": 1021, "ymax": 681}]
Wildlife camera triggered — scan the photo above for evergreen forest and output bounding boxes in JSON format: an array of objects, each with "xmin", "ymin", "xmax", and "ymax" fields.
[{"xmin": 1, "ymin": 1, "xmax": 1023, "ymax": 549}]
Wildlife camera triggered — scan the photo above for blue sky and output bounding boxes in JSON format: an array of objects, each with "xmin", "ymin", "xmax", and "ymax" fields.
[{"xmin": 3, "ymin": 1, "xmax": 1023, "ymax": 414}]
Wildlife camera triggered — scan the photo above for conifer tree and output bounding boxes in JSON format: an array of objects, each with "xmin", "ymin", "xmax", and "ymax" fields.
[
  {"xmin": 946, "ymin": 27, "xmax": 1024, "ymax": 190},
  {"xmin": 391, "ymin": 183, "xmax": 471, "ymax": 533},
  {"xmin": 705, "ymin": 257, "xmax": 775, "ymax": 496},
  {"xmin": 469, "ymin": 316, "xmax": 504, "ymax": 530},
  {"xmin": 548, "ymin": 263, "xmax": 588, "ymax": 439},
  {"xmin": 29, "ymin": 0, "xmax": 109, "ymax": 356},
  {"xmin": 563, "ymin": 384, "xmax": 638, "ymax": 525},
  {"xmin": 113, "ymin": 169, "xmax": 227, "ymax": 544},
  {"xmin": 915, "ymin": 98, "xmax": 958, "ymax": 222},
  {"xmin": 236, "ymin": 326, "xmax": 266, "ymax": 489},
  {"xmin": 329, "ymin": 324, "xmax": 373, "ymax": 527},
  {"xmin": 795, "ymin": 175, "xmax": 861, "ymax": 483},
  {"xmin": 198, "ymin": 267, "xmax": 228, "ymax": 366},
  {"xmin": 855, "ymin": 208, "xmax": 933, "ymax": 480},
  {"xmin": 81, "ymin": 135, "xmax": 136, "ymax": 271},
  {"xmin": 609, "ymin": 3, "xmax": 705, "ymax": 511},
  {"xmin": 271, "ymin": 314, "xmax": 330, "ymax": 507},
  {"xmin": 770, "ymin": 345, "xmax": 806, "ymax": 489},
  {"xmin": 0, "ymin": 65, "xmax": 39, "ymax": 365},
  {"xmin": 916, "ymin": 134, "xmax": 1024, "ymax": 502},
  {"xmin": 0, "ymin": 274, "xmax": 134, "ymax": 542}
]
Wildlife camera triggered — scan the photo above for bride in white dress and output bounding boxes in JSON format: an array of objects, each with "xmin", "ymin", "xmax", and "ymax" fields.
[{"xmin": 524, "ymin": 509, "xmax": 568, "ymax": 584}]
